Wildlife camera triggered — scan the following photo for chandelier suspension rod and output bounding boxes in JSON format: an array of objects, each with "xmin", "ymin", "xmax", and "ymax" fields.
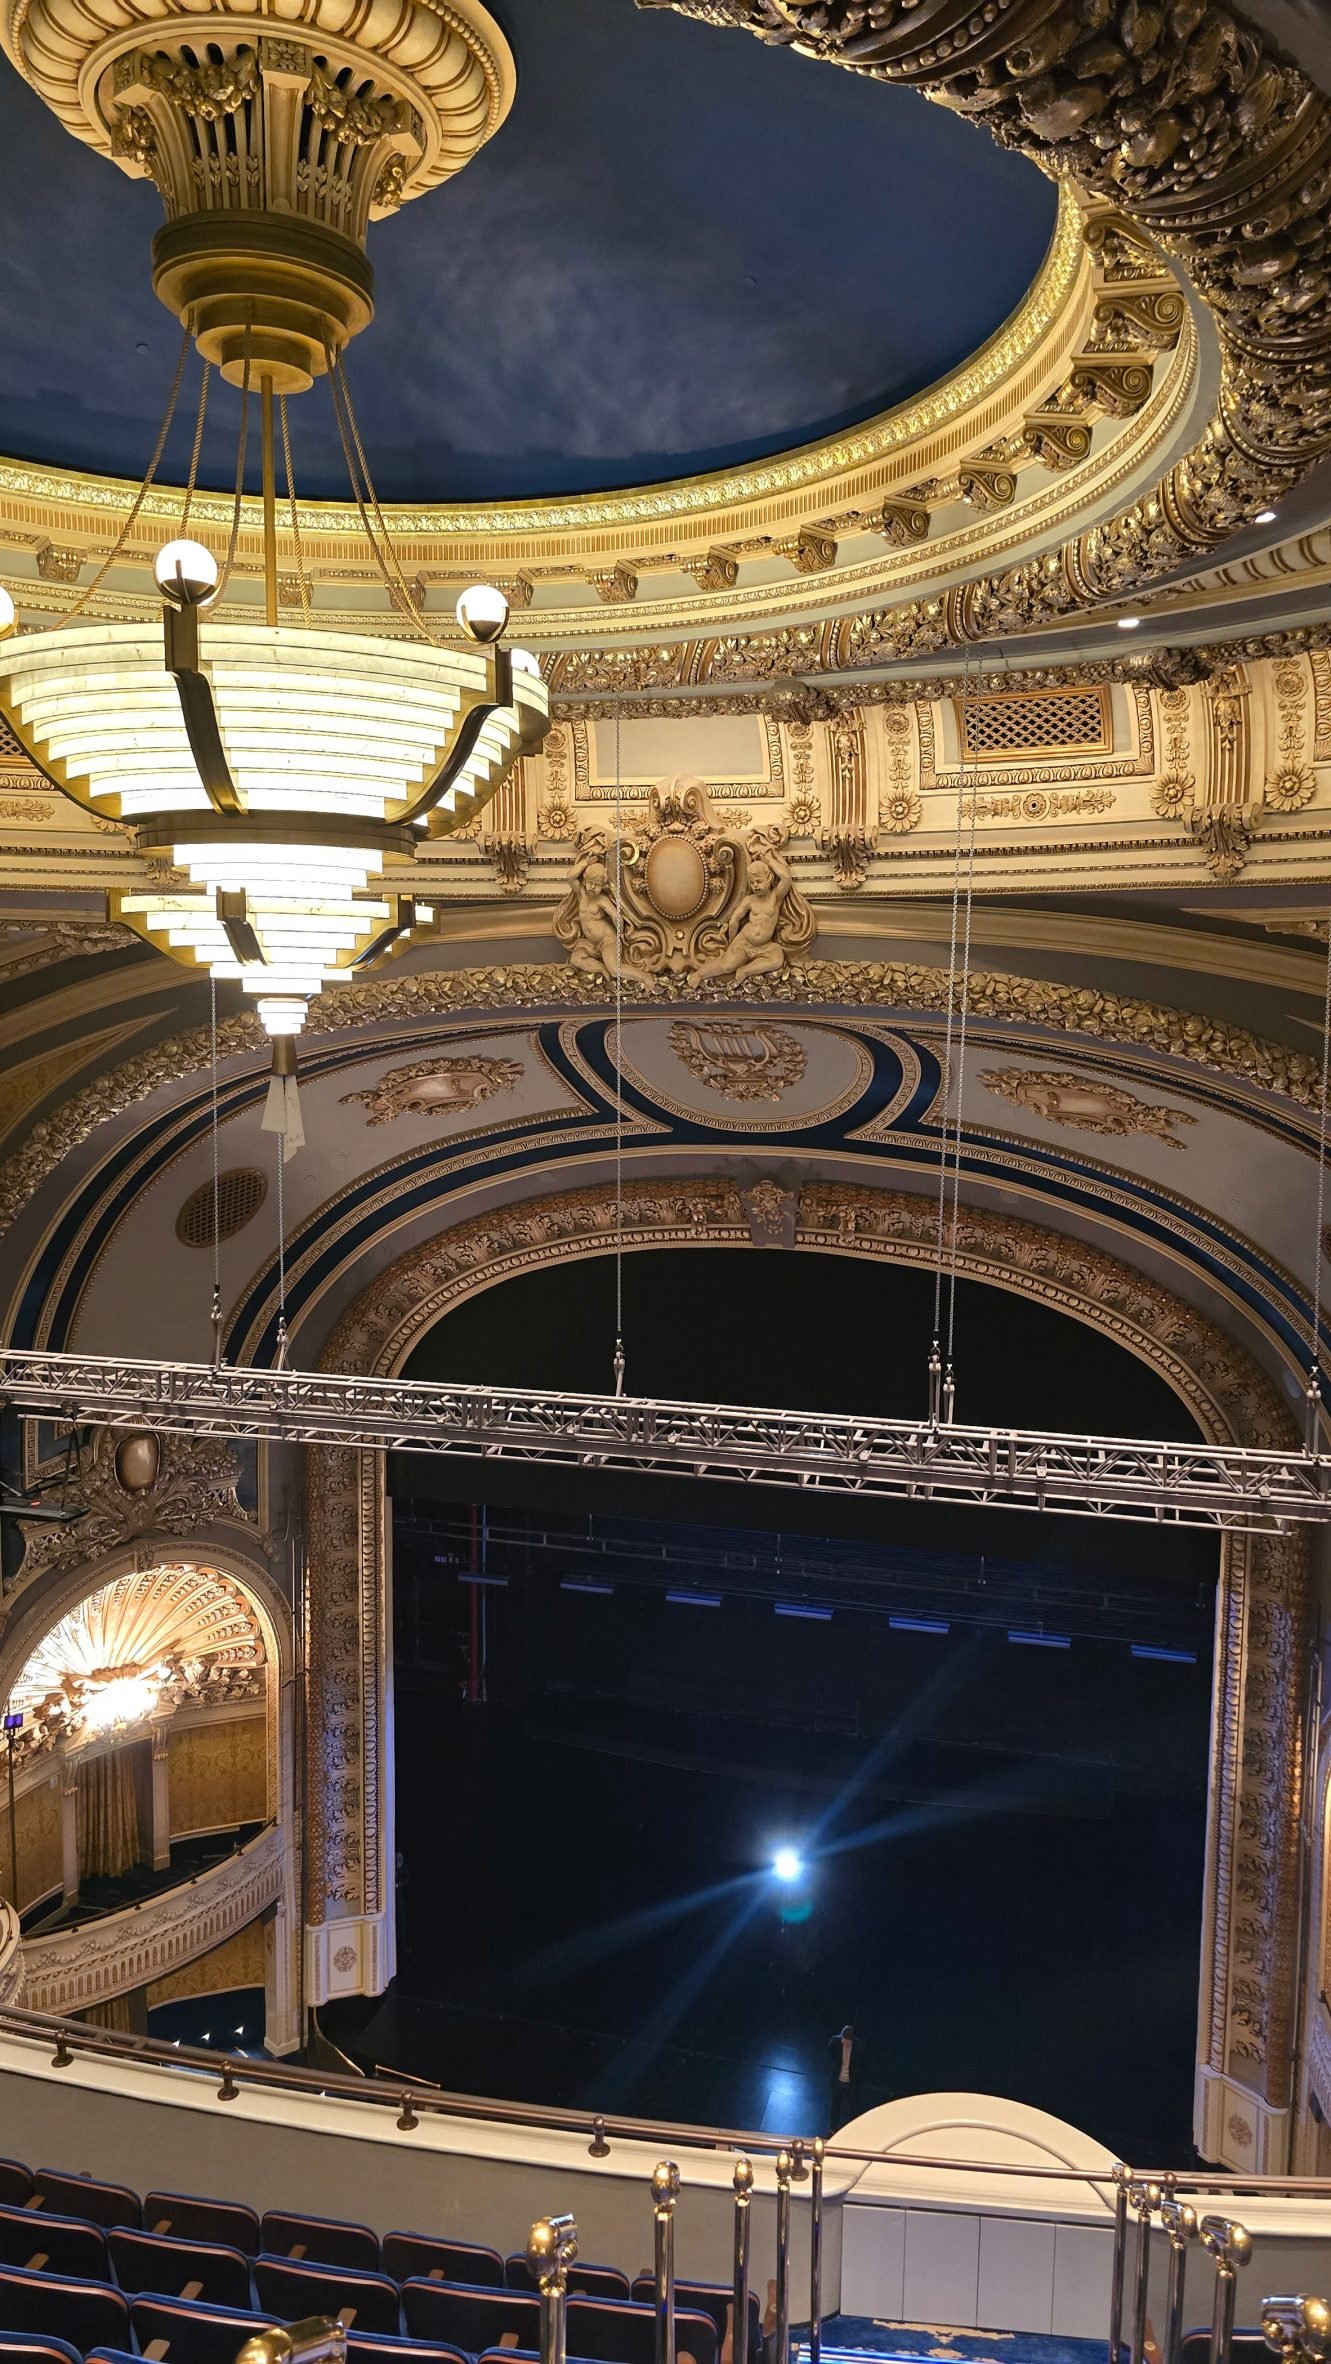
[
  {"xmin": 260, "ymin": 375, "xmax": 279, "ymax": 630},
  {"xmin": 1, "ymin": 1350, "xmax": 1329, "ymax": 1532}
]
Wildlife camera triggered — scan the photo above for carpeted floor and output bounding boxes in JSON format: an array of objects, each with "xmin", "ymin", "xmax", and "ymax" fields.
[{"xmin": 795, "ymin": 2321, "xmax": 1107, "ymax": 2364}]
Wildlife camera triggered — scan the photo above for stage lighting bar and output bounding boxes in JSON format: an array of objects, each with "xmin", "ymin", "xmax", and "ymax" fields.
[
  {"xmin": 0, "ymin": 1349, "xmax": 1329, "ymax": 1532},
  {"xmin": 1008, "ymin": 1629, "xmax": 1071, "ymax": 1647},
  {"xmin": 1131, "ymin": 1643, "xmax": 1197, "ymax": 1663},
  {"xmin": 774, "ymin": 1601, "xmax": 833, "ymax": 1621},
  {"xmin": 560, "ymin": 1578, "xmax": 615, "ymax": 1596},
  {"xmin": 890, "ymin": 1613, "xmax": 950, "ymax": 1634},
  {"xmin": 665, "ymin": 1590, "xmax": 723, "ymax": 1607}
]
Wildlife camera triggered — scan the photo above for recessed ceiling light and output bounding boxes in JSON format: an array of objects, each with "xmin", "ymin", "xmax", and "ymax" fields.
[
  {"xmin": 1255, "ymin": 508, "xmax": 1278, "ymax": 525},
  {"xmin": 1117, "ymin": 616, "xmax": 1141, "ymax": 629}
]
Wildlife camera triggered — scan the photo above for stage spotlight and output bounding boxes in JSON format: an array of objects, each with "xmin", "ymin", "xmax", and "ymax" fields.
[{"xmin": 772, "ymin": 1847, "xmax": 803, "ymax": 1884}]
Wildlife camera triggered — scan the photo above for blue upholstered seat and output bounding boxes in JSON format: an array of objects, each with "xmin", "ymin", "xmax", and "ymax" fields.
[
  {"xmin": 131, "ymin": 2293, "xmax": 280, "ymax": 2364},
  {"xmin": 254, "ymin": 2253, "xmax": 401, "ymax": 2335},
  {"xmin": 345, "ymin": 2337, "xmax": 472, "ymax": 2364},
  {"xmin": 109, "ymin": 2224, "xmax": 253, "ymax": 2307},
  {"xmin": 401, "ymin": 2279, "xmax": 541, "ymax": 2353},
  {"xmin": 0, "ymin": 2330, "xmax": 84, "ymax": 2364},
  {"xmin": 30, "ymin": 2169, "xmax": 140, "ymax": 2231},
  {"xmin": 0, "ymin": 2199, "xmax": 109, "ymax": 2281},
  {"xmin": 568, "ymin": 2295, "xmax": 718, "ymax": 2364},
  {"xmin": 145, "ymin": 2191, "xmax": 261, "ymax": 2258},
  {"xmin": 0, "ymin": 2262, "xmax": 132, "ymax": 2352},
  {"xmin": 262, "ymin": 2209, "xmax": 381, "ymax": 2270},
  {"xmin": 509, "ymin": 2258, "xmax": 629, "ymax": 2300},
  {"xmin": 630, "ymin": 2277, "xmax": 760, "ymax": 2359},
  {"xmin": 387, "ymin": 2235, "xmax": 504, "ymax": 2288},
  {"xmin": 0, "ymin": 2172, "xmax": 32, "ymax": 2214}
]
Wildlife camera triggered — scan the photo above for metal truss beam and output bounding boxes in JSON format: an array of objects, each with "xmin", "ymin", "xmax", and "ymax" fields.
[{"xmin": 1, "ymin": 1349, "xmax": 1328, "ymax": 1533}]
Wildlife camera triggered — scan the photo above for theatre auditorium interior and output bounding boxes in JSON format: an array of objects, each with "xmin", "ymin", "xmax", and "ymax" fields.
[{"xmin": 11, "ymin": 1, "xmax": 1331, "ymax": 2364}]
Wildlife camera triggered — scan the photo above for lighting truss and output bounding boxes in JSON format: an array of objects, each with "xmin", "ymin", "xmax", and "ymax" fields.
[{"xmin": 0, "ymin": 1350, "xmax": 1328, "ymax": 1532}]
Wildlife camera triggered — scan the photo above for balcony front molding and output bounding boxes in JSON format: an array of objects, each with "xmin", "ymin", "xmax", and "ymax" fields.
[{"xmin": 19, "ymin": 1819, "xmax": 281, "ymax": 2014}]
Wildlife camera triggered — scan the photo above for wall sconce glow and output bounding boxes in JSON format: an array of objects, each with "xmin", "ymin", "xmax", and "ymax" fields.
[
  {"xmin": 81, "ymin": 1672, "xmax": 162, "ymax": 1731},
  {"xmin": 1255, "ymin": 509, "xmax": 1278, "ymax": 526},
  {"xmin": 1117, "ymin": 615, "xmax": 1141, "ymax": 629},
  {"xmin": 772, "ymin": 1847, "xmax": 804, "ymax": 1884}
]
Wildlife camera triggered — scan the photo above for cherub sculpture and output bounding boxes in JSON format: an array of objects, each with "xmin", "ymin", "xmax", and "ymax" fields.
[
  {"xmin": 561, "ymin": 848, "xmax": 654, "ymax": 986},
  {"xmin": 687, "ymin": 846, "xmax": 798, "ymax": 987}
]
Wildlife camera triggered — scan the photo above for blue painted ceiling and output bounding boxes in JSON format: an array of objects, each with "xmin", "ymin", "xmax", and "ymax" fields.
[{"xmin": 0, "ymin": 0, "xmax": 1057, "ymax": 502}]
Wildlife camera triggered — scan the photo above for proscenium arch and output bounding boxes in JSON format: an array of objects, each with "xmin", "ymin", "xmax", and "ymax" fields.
[{"xmin": 304, "ymin": 1177, "xmax": 1310, "ymax": 2168}]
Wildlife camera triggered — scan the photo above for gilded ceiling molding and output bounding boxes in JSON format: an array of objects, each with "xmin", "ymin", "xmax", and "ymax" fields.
[
  {"xmin": 308, "ymin": 1175, "xmax": 1308, "ymax": 2149},
  {"xmin": 0, "ymin": 957, "xmax": 1322, "ymax": 1245}
]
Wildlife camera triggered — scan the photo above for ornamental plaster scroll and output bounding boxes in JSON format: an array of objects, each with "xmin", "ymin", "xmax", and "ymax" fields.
[
  {"xmin": 306, "ymin": 1177, "xmax": 1308, "ymax": 2124},
  {"xmin": 626, "ymin": 0, "xmax": 1331, "ymax": 675},
  {"xmin": 0, "ymin": 1904, "xmax": 23, "ymax": 2007},
  {"xmin": 19, "ymin": 1819, "xmax": 282, "ymax": 2014},
  {"xmin": 0, "ymin": 960, "xmax": 1322, "ymax": 1246},
  {"xmin": 5, "ymin": 1426, "xmax": 252, "ymax": 1601}
]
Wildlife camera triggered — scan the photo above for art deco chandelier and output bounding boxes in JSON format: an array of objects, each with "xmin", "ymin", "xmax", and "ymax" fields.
[{"xmin": 0, "ymin": 0, "xmax": 548, "ymax": 1140}]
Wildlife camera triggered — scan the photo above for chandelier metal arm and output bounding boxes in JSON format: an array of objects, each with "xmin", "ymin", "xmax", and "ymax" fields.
[
  {"xmin": 163, "ymin": 603, "xmax": 240, "ymax": 815},
  {"xmin": 0, "ymin": 1351, "xmax": 1327, "ymax": 1534}
]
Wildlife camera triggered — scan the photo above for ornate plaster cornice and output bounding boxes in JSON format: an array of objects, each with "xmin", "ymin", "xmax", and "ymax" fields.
[
  {"xmin": 0, "ymin": 958, "xmax": 1320, "ymax": 1248},
  {"xmin": 19, "ymin": 1819, "xmax": 282, "ymax": 2012}
]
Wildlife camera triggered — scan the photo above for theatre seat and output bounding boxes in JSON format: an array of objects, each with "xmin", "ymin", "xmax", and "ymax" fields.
[
  {"xmin": 0, "ymin": 2173, "xmax": 32, "ymax": 2213},
  {"xmin": 0, "ymin": 2263, "xmax": 131, "ymax": 2352},
  {"xmin": 387, "ymin": 2234, "xmax": 505, "ymax": 2287},
  {"xmin": 131, "ymin": 2294, "xmax": 280, "ymax": 2364},
  {"xmin": 0, "ymin": 2200, "xmax": 109, "ymax": 2280},
  {"xmin": 631, "ymin": 2278, "xmax": 760, "ymax": 2359},
  {"xmin": 145, "ymin": 2192, "xmax": 261, "ymax": 2257},
  {"xmin": 0, "ymin": 2332, "xmax": 83, "ymax": 2364},
  {"xmin": 568, "ymin": 2296, "xmax": 718, "ymax": 2364},
  {"xmin": 29, "ymin": 2171, "xmax": 140, "ymax": 2231},
  {"xmin": 261, "ymin": 2209, "xmax": 381, "ymax": 2270},
  {"xmin": 345, "ymin": 2338, "xmax": 472, "ymax": 2364},
  {"xmin": 254, "ymin": 2254, "xmax": 401, "ymax": 2334},
  {"xmin": 401, "ymin": 2280, "xmax": 541, "ymax": 2352},
  {"xmin": 109, "ymin": 2225, "xmax": 252, "ymax": 2307},
  {"xmin": 510, "ymin": 2258, "xmax": 630, "ymax": 2300}
]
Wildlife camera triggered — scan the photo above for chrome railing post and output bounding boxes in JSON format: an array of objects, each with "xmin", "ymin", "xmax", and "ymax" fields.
[
  {"xmin": 1110, "ymin": 2163, "xmax": 1132, "ymax": 2364},
  {"xmin": 774, "ymin": 2148, "xmax": 794, "ymax": 2364},
  {"xmin": 1201, "ymin": 2216, "xmax": 1253, "ymax": 2364},
  {"xmin": 809, "ymin": 2136, "xmax": 825, "ymax": 2364},
  {"xmin": 1160, "ymin": 2199, "xmax": 1198, "ymax": 2364},
  {"xmin": 529, "ymin": 2212, "xmax": 578, "ymax": 2364},
  {"xmin": 1130, "ymin": 2179, "xmax": 1164, "ymax": 2364},
  {"xmin": 732, "ymin": 2158, "xmax": 753, "ymax": 2364},
  {"xmin": 653, "ymin": 2160, "xmax": 681, "ymax": 2364},
  {"xmin": 1261, "ymin": 2294, "xmax": 1331, "ymax": 2364}
]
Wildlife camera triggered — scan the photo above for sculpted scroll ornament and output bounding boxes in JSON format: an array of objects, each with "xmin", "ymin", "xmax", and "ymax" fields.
[
  {"xmin": 554, "ymin": 779, "xmax": 815, "ymax": 987},
  {"xmin": 982, "ymin": 1067, "xmax": 1197, "ymax": 1147},
  {"xmin": 340, "ymin": 1055, "xmax": 523, "ymax": 1125},
  {"xmin": 10, "ymin": 1428, "xmax": 248, "ymax": 1593}
]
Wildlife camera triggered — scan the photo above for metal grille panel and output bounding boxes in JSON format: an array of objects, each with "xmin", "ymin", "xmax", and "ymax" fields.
[
  {"xmin": 957, "ymin": 688, "xmax": 1111, "ymax": 760},
  {"xmin": 176, "ymin": 1168, "xmax": 267, "ymax": 1248}
]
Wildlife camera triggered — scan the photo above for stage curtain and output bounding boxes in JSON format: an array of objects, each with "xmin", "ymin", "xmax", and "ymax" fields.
[
  {"xmin": 77, "ymin": 1749, "xmax": 139, "ymax": 1879},
  {"xmin": 81, "ymin": 1993, "xmax": 135, "ymax": 2033}
]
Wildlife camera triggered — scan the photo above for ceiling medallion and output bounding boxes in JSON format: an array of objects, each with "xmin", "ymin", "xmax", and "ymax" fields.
[{"xmin": 0, "ymin": 0, "xmax": 545, "ymax": 1153}]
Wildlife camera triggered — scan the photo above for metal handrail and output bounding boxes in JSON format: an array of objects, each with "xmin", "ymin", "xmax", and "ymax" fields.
[{"xmin": 0, "ymin": 1996, "xmax": 1329, "ymax": 2193}]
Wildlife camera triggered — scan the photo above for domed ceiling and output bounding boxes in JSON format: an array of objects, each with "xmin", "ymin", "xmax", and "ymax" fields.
[{"xmin": 0, "ymin": 0, "xmax": 1056, "ymax": 502}]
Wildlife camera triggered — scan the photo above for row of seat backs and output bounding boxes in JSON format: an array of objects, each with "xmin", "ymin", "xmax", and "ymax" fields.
[{"xmin": 0, "ymin": 2263, "xmax": 722, "ymax": 2364}]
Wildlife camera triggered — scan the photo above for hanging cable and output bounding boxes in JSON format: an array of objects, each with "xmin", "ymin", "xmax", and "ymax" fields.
[
  {"xmin": 274, "ymin": 1133, "xmax": 289, "ymax": 1372},
  {"xmin": 1306, "ymin": 909, "xmax": 1331, "ymax": 1451},
  {"xmin": 324, "ymin": 346, "xmax": 438, "ymax": 645},
  {"xmin": 209, "ymin": 970, "xmax": 223, "ymax": 1369},
  {"xmin": 612, "ymin": 697, "xmax": 626, "ymax": 1397},
  {"xmin": 942, "ymin": 649, "xmax": 981, "ymax": 1423},
  {"xmin": 63, "ymin": 325, "xmax": 191, "ymax": 623},
  {"xmin": 180, "ymin": 360, "xmax": 211, "ymax": 537},
  {"xmin": 928, "ymin": 662, "xmax": 968, "ymax": 1423},
  {"xmin": 279, "ymin": 394, "xmax": 313, "ymax": 626},
  {"xmin": 217, "ymin": 331, "xmax": 253, "ymax": 602}
]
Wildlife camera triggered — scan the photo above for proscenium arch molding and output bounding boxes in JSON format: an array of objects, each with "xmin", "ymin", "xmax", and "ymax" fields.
[{"xmin": 304, "ymin": 1177, "xmax": 1312, "ymax": 2169}]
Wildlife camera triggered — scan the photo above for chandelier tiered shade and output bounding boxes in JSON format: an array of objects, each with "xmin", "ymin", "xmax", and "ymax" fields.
[{"xmin": 0, "ymin": 620, "xmax": 548, "ymax": 1007}]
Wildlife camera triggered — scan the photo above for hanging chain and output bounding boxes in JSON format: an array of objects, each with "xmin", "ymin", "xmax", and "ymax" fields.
[
  {"xmin": 943, "ymin": 650, "xmax": 981, "ymax": 1422},
  {"xmin": 1307, "ymin": 908, "xmax": 1331, "ymax": 1450},
  {"xmin": 929, "ymin": 658, "xmax": 968, "ymax": 1422},
  {"xmin": 63, "ymin": 326, "xmax": 191, "ymax": 623},
  {"xmin": 613, "ymin": 698, "xmax": 626, "ymax": 1397},
  {"xmin": 217, "ymin": 332, "xmax": 253, "ymax": 601},
  {"xmin": 279, "ymin": 394, "xmax": 313, "ymax": 626},
  {"xmin": 180, "ymin": 361, "xmax": 211, "ymax": 536},
  {"xmin": 209, "ymin": 971, "xmax": 223, "ymax": 1368}
]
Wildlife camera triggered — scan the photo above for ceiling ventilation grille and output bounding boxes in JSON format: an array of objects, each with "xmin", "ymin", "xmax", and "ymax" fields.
[
  {"xmin": 957, "ymin": 687, "xmax": 1111, "ymax": 760},
  {"xmin": 176, "ymin": 1168, "xmax": 267, "ymax": 1248}
]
